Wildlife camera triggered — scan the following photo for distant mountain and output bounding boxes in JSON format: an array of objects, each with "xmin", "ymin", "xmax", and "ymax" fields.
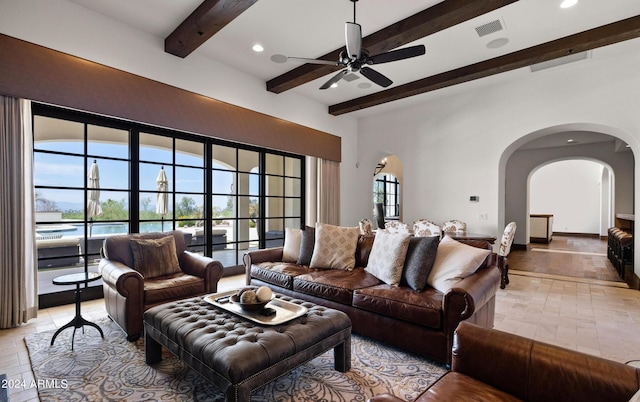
[{"xmin": 57, "ymin": 201, "xmax": 83, "ymax": 212}]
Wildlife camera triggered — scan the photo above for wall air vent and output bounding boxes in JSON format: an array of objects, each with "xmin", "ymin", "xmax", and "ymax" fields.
[
  {"xmin": 530, "ymin": 51, "xmax": 591, "ymax": 72},
  {"xmin": 474, "ymin": 19, "xmax": 504, "ymax": 37}
]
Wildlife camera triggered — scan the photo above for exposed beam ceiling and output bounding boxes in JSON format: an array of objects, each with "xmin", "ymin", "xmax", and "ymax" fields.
[
  {"xmin": 328, "ymin": 15, "xmax": 640, "ymax": 116},
  {"xmin": 265, "ymin": 0, "xmax": 519, "ymax": 94},
  {"xmin": 165, "ymin": 0, "xmax": 258, "ymax": 58}
]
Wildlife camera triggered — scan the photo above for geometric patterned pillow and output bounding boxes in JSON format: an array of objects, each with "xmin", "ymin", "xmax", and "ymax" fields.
[
  {"xmin": 310, "ymin": 223, "xmax": 360, "ymax": 270},
  {"xmin": 129, "ymin": 235, "xmax": 181, "ymax": 278},
  {"xmin": 365, "ymin": 231, "xmax": 411, "ymax": 286}
]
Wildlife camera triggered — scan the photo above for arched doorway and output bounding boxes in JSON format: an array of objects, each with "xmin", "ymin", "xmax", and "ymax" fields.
[
  {"xmin": 498, "ymin": 124, "xmax": 635, "ymax": 279},
  {"xmin": 372, "ymin": 155, "xmax": 403, "ymax": 226},
  {"xmin": 529, "ymin": 159, "xmax": 614, "ymax": 239}
]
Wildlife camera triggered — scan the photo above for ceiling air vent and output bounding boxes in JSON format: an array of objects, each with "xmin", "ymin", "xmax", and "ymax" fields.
[
  {"xmin": 474, "ymin": 19, "xmax": 504, "ymax": 37},
  {"xmin": 530, "ymin": 51, "xmax": 591, "ymax": 72}
]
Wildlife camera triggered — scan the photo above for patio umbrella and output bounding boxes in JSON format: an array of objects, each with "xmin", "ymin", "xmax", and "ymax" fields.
[
  {"xmin": 156, "ymin": 166, "xmax": 169, "ymax": 230},
  {"xmin": 87, "ymin": 160, "xmax": 102, "ymax": 237}
]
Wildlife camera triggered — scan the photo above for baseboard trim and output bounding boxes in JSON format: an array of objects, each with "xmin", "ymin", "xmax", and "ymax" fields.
[{"xmin": 552, "ymin": 232, "xmax": 600, "ymax": 238}]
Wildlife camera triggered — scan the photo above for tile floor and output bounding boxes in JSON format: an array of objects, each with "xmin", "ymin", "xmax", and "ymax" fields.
[{"xmin": 2, "ymin": 240, "xmax": 640, "ymax": 401}]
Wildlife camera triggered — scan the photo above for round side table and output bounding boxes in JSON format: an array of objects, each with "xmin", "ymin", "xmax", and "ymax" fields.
[{"xmin": 50, "ymin": 272, "xmax": 104, "ymax": 350}]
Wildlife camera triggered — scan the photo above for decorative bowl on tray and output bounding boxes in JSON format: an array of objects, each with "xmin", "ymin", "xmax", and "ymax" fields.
[{"xmin": 230, "ymin": 286, "xmax": 274, "ymax": 311}]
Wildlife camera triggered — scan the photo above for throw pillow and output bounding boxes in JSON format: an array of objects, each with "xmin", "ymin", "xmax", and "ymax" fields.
[
  {"xmin": 401, "ymin": 236, "xmax": 439, "ymax": 291},
  {"xmin": 427, "ymin": 235, "xmax": 491, "ymax": 293},
  {"xmin": 129, "ymin": 235, "xmax": 181, "ymax": 278},
  {"xmin": 309, "ymin": 223, "xmax": 360, "ymax": 270},
  {"xmin": 282, "ymin": 227, "xmax": 302, "ymax": 263},
  {"xmin": 365, "ymin": 231, "xmax": 411, "ymax": 286},
  {"xmin": 296, "ymin": 226, "xmax": 315, "ymax": 266}
]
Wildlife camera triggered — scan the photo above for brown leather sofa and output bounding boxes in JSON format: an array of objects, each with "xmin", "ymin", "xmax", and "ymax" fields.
[
  {"xmin": 370, "ymin": 321, "xmax": 640, "ymax": 402},
  {"xmin": 99, "ymin": 231, "xmax": 224, "ymax": 341},
  {"xmin": 243, "ymin": 236, "xmax": 500, "ymax": 365}
]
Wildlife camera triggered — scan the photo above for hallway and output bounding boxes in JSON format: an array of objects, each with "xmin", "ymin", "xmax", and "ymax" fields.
[{"xmin": 508, "ymin": 235, "xmax": 628, "ymax": 286}]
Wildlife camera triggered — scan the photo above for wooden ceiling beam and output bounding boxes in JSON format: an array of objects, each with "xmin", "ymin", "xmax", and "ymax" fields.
[
  {"xmin": 329, "ymin": 15, "xmax": 640, "ymax": 116},
  {"xmin": 266, "ymin": 0, "xmax": 519, "ymax": 94},
  {"xmin": 165, "ymin": 0, "xmax": 258, "ymax": 58}
]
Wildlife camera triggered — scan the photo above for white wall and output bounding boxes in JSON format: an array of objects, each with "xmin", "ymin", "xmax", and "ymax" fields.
[
  {"xmin": 355, "ymin": 40, "xmax": 640, "ymax": 273},
  {"xmin": 530, "ymin": 160, "xmax": 603, "ymax": 235}
]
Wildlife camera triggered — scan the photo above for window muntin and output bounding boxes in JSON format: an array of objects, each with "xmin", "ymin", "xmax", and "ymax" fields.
[{"xmin": 33, "ymin": 104, "xmax": 304, "ymax": 300}]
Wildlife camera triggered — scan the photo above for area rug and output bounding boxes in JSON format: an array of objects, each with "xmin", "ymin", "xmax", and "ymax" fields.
[{"xmin": 25, "ymin": 318, "xmax": 446, "ymax": 401}]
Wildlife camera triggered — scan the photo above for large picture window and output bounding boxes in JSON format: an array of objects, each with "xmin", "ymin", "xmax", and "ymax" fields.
[{"xmin": 33, "ymin": 104, "xmax": 305, "ymax": 305}]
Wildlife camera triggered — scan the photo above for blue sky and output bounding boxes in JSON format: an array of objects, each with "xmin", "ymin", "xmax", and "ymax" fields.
[{"xmin": 34, "ymin": 141, "xmax": 246, "ymax": 211}]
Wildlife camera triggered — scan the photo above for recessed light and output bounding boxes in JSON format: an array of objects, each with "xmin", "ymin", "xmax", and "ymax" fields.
[
  {"xmin": 567, "ymin": 139, "xmax": 576, "ymax": 144},
  {"xmin": 357, "ymin": 82, "xmax": 372, "ymax": 89},
  {"xmin": 330, "ymin": 83, "xmax": 338, "ymax": 89},
  {"xmin": 252, "ymin": 44, "xmax": 264, "ymax": 52},
  {"xmin": 560, "ymin": 0, "xmax": 578, "ymax": 8}
]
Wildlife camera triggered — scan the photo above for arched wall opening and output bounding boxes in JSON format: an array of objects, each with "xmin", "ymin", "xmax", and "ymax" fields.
[
  {"xmin": 498, "ymin": 123, "xmax": 635, "ymax": 277},
  {"xmin": 528, "ymin": 159, "xmax": 614, "ymax": 240}
]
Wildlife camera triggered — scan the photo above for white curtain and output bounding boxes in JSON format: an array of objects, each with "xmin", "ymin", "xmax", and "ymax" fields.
[
  {"xmin": 316, "ymin": 158, "xmax": 340, "ymax": 225},
  {"xmin": 0, "ymin": 96, "xmax": 37, "ymax": 328}
]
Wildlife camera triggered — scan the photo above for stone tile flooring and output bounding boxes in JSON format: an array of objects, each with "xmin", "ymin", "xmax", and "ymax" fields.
[{"xmin": 2, "ymin": 238, "xmax": 640, "ymax": 400}]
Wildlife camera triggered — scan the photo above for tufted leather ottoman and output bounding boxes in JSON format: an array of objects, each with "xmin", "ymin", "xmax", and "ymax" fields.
[{"xmin": 143, "ymin": 295, "xmax": 352, "ymax": 402}]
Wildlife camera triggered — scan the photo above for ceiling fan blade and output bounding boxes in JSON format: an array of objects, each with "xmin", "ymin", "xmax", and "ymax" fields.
[
  {"xmin": 345, "ymin": 22, "xmax": 362, "ymax": 60},
  {"xmin": 368, "ymin": 45, "xmax": 426, "ymax": 65},
  {"xmin": 360, "ymin": 67, "xmax": 393, "ymax": 88},
  {"xmin": 319, "ymin": 70, "xmax": 348, "ymax": 90},
  {"xmin": 286, "ymin": 56, "xmax": 339, "ymax": 66}
]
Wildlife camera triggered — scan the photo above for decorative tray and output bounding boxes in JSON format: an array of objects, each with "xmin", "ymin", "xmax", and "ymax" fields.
[{"xmin": 203, "ymin": 290, "xmax": 308, "ymax": 326}]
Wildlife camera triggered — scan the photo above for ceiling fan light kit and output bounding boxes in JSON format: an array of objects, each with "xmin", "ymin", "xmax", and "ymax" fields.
[{"xmin": 282, "ymin": 0, "xmax": 426, "ymax": 90}]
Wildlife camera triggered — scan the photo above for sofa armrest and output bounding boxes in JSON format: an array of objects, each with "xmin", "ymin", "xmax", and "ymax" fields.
[
  {"xmin": 441, "ymin": 264, "xmax": 500, "ymax": 364},
  {"xmin": 99, "ymin": 258, "xmax": 144, "ymax": 299},
  {"xmin": 453, "ymin": 322, "xmax": 640, "ymax": 401},
  {"xmin": 444, "ymin": 263, "xmax": 500, "ymax": 323},
  {"xmin": 243, "ymin": 247, "xmax": 285, "ymax": 285},
  {"xmin": 179, "ymin": 251, "xmax": 224, "ymax": 293}
]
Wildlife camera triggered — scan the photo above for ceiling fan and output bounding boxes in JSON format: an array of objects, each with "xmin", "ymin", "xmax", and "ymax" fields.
[{"xmin": 284, "ymin": 0, "xmax": 426, "ymax": 90}]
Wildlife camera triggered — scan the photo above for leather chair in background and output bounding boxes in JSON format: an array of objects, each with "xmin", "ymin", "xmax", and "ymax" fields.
[{"xmin": 99, "ymin": 230, "xmax": 224, "ymax": 340}]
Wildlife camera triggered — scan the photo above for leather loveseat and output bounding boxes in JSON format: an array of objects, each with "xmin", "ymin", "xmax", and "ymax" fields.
[
  {"xmin": 243, "ymin": 233, "xmax": 501, "ymax": 365},
  {"xmin": 370, "ymin": 321, "xmax": 640, "ymax": 402},
  {"xmin": 99, "ymin": 230, "xmax": 224, "ymax": 340}
]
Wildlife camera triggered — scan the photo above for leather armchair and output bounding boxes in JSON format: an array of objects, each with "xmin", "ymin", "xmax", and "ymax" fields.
[
  {"xmin": 369, "ymin": 321, "xmax": 640, "ymax": 402},
  {"xmin": 99, "ymin": 231, "xmax": 224, "ymax": 341}
]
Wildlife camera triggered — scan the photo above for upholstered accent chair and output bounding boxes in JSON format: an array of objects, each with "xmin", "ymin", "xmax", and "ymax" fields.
[
  {"xmin": 99, "ymin": 231, "xmax": 224, "ymax": 340},
  {"xmin": 384, "ymin": 220, "xmax": 410, "ymax": 234},
  {"xmin": 498, "ymin": 222, "xmax": 517, "ymax": 289},
  {"xmin": 442, "ymin": 219, "xmax": 467, "ymax": 233},
  {"xmin": 359, "ymin": 218, "xmax": 374, "ymax": 236},
  {"xmin": 413, "ymin": 219, "xmax": 441, "ymax": 238}
]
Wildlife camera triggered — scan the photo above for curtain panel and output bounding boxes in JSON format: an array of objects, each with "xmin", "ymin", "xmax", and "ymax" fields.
[
  {"xmin": 0, "ymin": 96, "xmax": 37, "ymax": 328},
  {"xmin": 317, "ymin": 158, "xmax": 340, "ymax": 225}
]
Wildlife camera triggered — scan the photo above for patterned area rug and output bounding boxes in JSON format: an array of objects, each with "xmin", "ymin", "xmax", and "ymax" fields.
[{"xmin": 25, "ymin": 318, "xmax": 446, "ymax": 401}]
